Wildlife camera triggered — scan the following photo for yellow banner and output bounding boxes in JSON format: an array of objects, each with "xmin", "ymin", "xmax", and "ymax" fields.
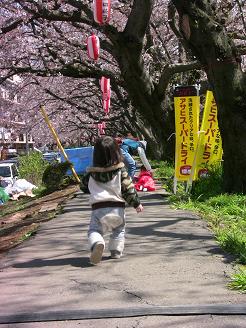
[
  {"xmin": 194, "ymin": 91, "xmax": 223, "ymax": 178},
  {"xmin": 174, "ymin": 91, "xmax": 199, "ymax": 181}
]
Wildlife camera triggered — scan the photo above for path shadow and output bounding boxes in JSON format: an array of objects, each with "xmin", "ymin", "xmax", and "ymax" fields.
[
  {"xmin": 139, "ymin": 193, "xmax": 167, "ymax": 201},
  {"xmin": 207, "ymin": 246, "xmax": 236, "ymax": 264},
  {"xmin": 62, "ymin": 207, "xmax": 91, "ymax": 213},
  {"xmin": 13, "ymin": 256, "xmax": 111, "ymax": 269},
  {"xmin": 127, "ymin": 219, "xmax": 234, "ymax": 264},
  {"xmin": 139, "ymin": 201, "xmax": 167, "ymax": 207}
]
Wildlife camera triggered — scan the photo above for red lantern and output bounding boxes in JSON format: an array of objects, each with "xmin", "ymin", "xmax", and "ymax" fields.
[
  {"xmin": 103, "ymin": 86, "xmax": 111, "ymax": 101},
  {"xmin": 103, "ymin": 98, "xmax": 110, "ymax": 114},
  {"xmin": 100, "ymin": 77, "xmax": 110, "ymax": 100},
  {"xmin": 87, "ymin": 34, "xmax": 100, "ymax": 60},
  {"xmin": 93, "ymin": 0, "xmax": 111, "ymax": 25},
  {"xmin": 98, "ymin": 123, "xmax": 106, "ymax": 135}
]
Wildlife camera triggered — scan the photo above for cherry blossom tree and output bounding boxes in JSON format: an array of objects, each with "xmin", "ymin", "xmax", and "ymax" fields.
[
  {"xmin": 0, "ymin": 0, "xmax": 198, "ymax": 159},
  {"xmin": 170, "ymin": 0, "xmax": 246, "ymax": 192},
  {"xmin": 0, "ymin": 0, "xmax": 246, "ymax": 192}
]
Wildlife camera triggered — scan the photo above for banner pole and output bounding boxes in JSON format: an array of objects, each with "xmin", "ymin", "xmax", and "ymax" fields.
[
  {"xmin": 40, "ymin": 105, "xmax": 81, "ymax": 184},
  {"xmin": 173, "ymin": 176, "xmax": 177, "ymax": 194},
  {"xmin": 186, "ymin": 130, "xmax": 205, "ymax": 193}
]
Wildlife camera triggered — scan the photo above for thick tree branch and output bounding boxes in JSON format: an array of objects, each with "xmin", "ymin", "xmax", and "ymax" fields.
[
  {"xmin": 155, "ymin": 61, "xmax": 201, "ymax": 100},
  {"xmin": 123, "ymin": 0, "xmax": 153, "ymax": 51},
  {"xmin": 235, "ymin": 0, "xmax": 246, "ymax": 34}
]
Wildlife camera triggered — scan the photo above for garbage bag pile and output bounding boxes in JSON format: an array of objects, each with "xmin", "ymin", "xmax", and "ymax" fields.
[
  {"xmin": 0, "ymin": 178, "xmax": 36, "ymax": 204},
  {"xmin": 0, "ymin": 187, "xmax": 9, "ymax": 205}
]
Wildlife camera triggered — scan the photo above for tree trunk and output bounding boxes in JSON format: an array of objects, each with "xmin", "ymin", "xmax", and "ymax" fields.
[
  {"xmin": 112, "ymin": 32, "xmax": 174, "ymax": 161},
  {"xmin": 104, "ymin": 0, "xmax": 175, "ymax": 161},
  {"xmin": 172, "ymin": 0, "xmax": 246, "ymax": 193},
  {"xmin": 211, "ymin": 64, "xmax": 246, "ymax": 193}
]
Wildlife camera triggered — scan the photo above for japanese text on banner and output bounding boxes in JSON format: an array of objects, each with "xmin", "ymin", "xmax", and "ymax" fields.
[
  {"xmin": 174, "ymin": 92, "xmax": 199, "ymax": 181},
  {"xmin": 195, "ymin": 90, "xmax": 223, "ymax": 178}
]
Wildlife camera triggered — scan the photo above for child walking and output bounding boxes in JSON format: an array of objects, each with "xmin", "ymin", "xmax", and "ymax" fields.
[{"xmin": 81, "ymin": 136, "xmax": 143, "ymax": 265}]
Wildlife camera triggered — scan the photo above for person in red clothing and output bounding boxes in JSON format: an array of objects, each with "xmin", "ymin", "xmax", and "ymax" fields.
[{"xmin": 135, "ymin": 165, "xmax": 156, "ymax": 192}]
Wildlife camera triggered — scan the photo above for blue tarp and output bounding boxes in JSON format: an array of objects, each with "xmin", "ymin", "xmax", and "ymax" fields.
[{"xmin": 60, "ymin": 147, "xmax": 94, "ymax": 175}]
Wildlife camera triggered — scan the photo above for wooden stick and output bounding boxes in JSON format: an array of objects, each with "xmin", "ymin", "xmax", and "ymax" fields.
[{"xmin": 40, "ymin": 105, "xmax": 80, "ymax": 183}]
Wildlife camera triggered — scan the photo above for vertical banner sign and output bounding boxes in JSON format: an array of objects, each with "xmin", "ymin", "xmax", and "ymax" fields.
[
  {"xmin": 194, "ymin": 90, "xmax": 223, "ymax": 178},
  {"xmin": 174, "ymin": 86, "xmax": 199, "ymax": 181}
]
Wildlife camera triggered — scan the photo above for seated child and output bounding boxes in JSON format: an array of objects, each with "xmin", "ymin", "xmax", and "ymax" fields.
[{"xmin": 135, "ymin": 166, "xmax": 156, "ymax": 192}]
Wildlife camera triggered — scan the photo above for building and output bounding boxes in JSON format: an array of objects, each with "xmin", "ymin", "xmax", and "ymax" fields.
[{"xmin": 0, "ymin": 76, "xmax": 34, "ymax": 153}]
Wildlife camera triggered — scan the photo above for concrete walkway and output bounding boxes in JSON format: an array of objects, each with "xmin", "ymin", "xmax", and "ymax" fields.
[{"xmin": 0, "ymin": 191, "xmax": 245, "ymax": 327}]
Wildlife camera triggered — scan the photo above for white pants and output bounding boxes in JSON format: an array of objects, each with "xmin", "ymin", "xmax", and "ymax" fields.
[{"xmin": 88, "ymin": 207, "xmax": 125, "ymax": 254}]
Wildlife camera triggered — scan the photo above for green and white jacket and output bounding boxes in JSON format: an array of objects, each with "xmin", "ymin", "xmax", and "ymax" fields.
[{"xmin": 81, "ymin": 162, "xmax": 141, "ymax": 209}]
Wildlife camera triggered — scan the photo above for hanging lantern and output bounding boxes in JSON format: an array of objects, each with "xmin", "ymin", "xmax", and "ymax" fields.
[
  {"xmin": 98, "ymin": 123, "xmax": 105, "ymax": 135},
  {"xmin": 100, "ymin": 77, "xmax": 110, "ymax": 100},
  {"xmin": 93, "ymin": 0, "xmax": 111, "ymax": 25},
  {"xmin": 102, "ymin": 86, "xmax": 111, "ymax": 101},
  {"xmin": 97, "ymin": 123, "xmax": 102, "ymax": 134},
  {"xmin": 87, "ymin": 34, "xmax": 100, "ymax": 60},
  {"xmin": 103, "ymin": 98, "xmax": 110, "ymax": 114}
]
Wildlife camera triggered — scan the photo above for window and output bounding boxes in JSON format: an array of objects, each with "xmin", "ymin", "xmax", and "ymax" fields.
[
  {"xmin": 0, "ymin": 166, "xmax": 11, "ymax": 177},
  {"xmin": 19, "ymin": 134, "xmax": 24, "ymax": 141},
  {"xmin": 11, "ymin": 165, "xmax": 19, "ymax": 177}
]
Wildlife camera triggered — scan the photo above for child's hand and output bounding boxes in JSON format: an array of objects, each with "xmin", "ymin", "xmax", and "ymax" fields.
[
  {"xmin": 136, "ymin": 204, "xmax": 143, "ymax": 213},
  {"xmin": 148, "ymin": 170, "xmax": 153, "ymax": 176}
]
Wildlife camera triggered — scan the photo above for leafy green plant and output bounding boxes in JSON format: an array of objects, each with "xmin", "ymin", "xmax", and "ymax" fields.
[
  {"xmin": 216, "ymin": 227, "xmax": 246, "ymax": 264},
  {"xmin": 18, "ymin": 152, "xmax": 48, "ymax": 186},
  {"xmin": 228, "ymin": 267, "xmax": 246, "ymax": 292},
  {"xmin": 152, "ymin": 161, "xmax": 175, "ymax": 192},
  {"xmin": 42, "ymin": 162, "xmax": 73, "ymax": 193},
  {"xmin": 190, "ymin": 163, "xmax": 223, "ymax": 201},
  {"xmin": 153, "ymin": 160, "xmax": 174, "ymax": 179}
]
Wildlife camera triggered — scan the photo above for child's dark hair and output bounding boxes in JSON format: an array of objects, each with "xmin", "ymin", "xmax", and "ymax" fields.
[
  {"xmin": 93, "ymin": 136, "xmax": 123, "ymax": 167},
  {"xmin": 140, "ymin": 165, "xmax": 147, "ymax": 171}
]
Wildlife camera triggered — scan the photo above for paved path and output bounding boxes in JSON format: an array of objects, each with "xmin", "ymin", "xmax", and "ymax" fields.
[{"xmin": 0, "ymin": 191, "xmax": 245, "ymax": 327}]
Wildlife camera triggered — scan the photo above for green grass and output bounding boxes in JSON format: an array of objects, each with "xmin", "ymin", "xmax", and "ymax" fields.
[
  {"xmin": 171, "ymin": 198, "xmax": 246, "ymax": 292},
  {"xmin": 153, "ymin": 162, "xmax": 246, "ymax": 292},
  {"xmin": 228, "ymin": 267, "xmax": 246, "ymax": 293},
  {"xmin": 172, "ymin": 193, "xmax": 246, "ymax": 267},
  {"xmin": 151, "ymin": 160, "xmax": 175, "ymax": 192},
  {"xmin": 151, "ymin": 160, "xmax": 174, "ymax": 178}
]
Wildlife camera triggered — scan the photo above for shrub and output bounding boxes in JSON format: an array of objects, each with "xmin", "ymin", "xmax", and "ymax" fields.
[
  {"xmin": 153, "ymin": 160, "xmax": 174, "ymax": 179},
  {"xmin": 153, "ymin": 161, "xmax": 175, "ymax": 192},
  {"xmin": 191, "ymin": 162, "xmax": 223, "ymax": 201},
  {"xmin": 18, "ymin": 152, "xmax": 48, "ymax": 186},
  {"xmin": 42, "ymin": 162, "xmax": 73, "ymax": 193}
]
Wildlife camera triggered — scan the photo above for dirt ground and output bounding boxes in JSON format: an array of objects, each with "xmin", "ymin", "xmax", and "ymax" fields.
[{"xmin": 0, "ymin": 185, "xmax": 79, "ymax": 255}]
